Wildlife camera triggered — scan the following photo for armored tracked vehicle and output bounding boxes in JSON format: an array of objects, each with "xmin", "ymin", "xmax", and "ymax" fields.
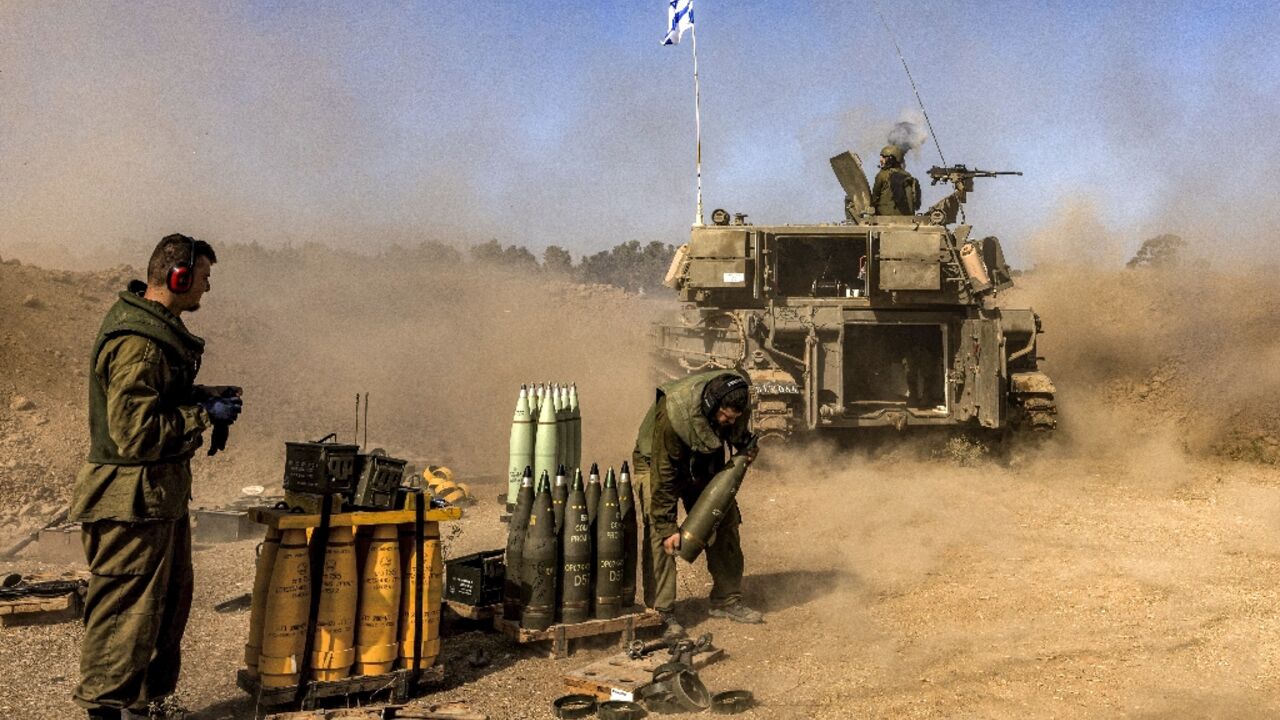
[{"xmin": 651, "ymin": 152, "xmax": 1056, "ymax": 441}]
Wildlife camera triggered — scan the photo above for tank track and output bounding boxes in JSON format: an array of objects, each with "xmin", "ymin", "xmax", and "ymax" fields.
[{"xmin": 1011, "ymin": 390, "xmax": 1057, "ymax": 432}]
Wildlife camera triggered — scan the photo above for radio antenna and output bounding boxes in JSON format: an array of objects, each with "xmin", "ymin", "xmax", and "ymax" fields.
[
  {"xmin": 362, "ymin": 392, "xmax": 369, "ymax": 449},
  {"xmin": 872, "ymin": 0, "xmax": 947, "ymax": 166}
]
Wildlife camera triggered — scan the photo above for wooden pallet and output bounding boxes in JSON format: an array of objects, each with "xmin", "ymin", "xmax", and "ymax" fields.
[
  {"xmin": 491, "ymin": 608, "xmax": 661, "ymax": 658},
  {"xmin": 563, "ymin": 645, "xmax": 725, "ymax": 702},
  {"xmin": 444, "ymin": 601, "xmax": 497, "ymax": 621},
  {"xmin": 237, "ymin": 665, "xmax": 445, "ymax": 710}
]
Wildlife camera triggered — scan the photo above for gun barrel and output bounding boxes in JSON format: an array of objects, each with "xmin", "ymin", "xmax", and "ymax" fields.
[{"xmin": 926, "ymin": 165, "xmax": 1022, "ymax": 183}]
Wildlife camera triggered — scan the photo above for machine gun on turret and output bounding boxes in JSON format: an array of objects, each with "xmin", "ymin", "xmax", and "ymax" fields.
[
  {"xmin": 927, "ymin": 164, "xmax": 1022, "ymax": 188},
  {"xmin": 925, "ymin": 165, "xmax": 1022, "ymax": 225}
]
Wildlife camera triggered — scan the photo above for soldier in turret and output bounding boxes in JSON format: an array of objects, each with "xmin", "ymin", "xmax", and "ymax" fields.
[
  {"xmin": 631, "ymin": 370, "xmax": 763, "ymax": 639},
  {"xmin": 871, "ymin": 144, "xmax": 922, "ymax": 216}
]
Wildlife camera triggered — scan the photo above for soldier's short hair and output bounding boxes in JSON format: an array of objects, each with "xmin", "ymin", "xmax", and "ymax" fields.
[{"xmin": 147, "ymin": 233, "xmax": 217, "ymax": 287}]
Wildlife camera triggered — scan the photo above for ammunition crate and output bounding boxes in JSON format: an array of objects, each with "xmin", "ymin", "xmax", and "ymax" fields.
[
  {"xmin": 350, "ymin": 452, "xmax": 408, "ymax": 510},
  {"xmin": 283, "ymin": 439, "xmax": 359, "ymax": 496},
  {"xmin": 444, "ymin": 549, "xmax": 505, "ymax": 607}
]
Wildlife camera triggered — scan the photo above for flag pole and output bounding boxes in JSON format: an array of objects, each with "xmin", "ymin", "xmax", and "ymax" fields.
[{"xmin": 690, "ymin": 5, "xmax": 705, "ymax": 227}]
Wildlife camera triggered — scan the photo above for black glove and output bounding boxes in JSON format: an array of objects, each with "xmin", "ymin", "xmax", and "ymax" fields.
[{"xmin": 208, "ymin": 422, "xmax": 230, "ymax": 457}]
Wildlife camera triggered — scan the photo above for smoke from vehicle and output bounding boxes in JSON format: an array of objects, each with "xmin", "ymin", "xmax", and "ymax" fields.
[{"xmin": 886, "ymin": 110, "xmax": 930, "ymax": 158}]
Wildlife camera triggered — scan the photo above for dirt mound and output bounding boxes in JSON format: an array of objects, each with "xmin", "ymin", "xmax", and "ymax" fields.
[{"xmin": 0, "ymin": 258, "xmax": 136, "ymax": 540}]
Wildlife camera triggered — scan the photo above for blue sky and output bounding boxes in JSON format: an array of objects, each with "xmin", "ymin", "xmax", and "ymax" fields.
[{"xmin": 2, "ymin": 1, "xmax": 1278, "ymax": 265}]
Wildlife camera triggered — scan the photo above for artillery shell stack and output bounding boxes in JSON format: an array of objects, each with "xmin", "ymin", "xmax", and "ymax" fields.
[
  {"xmin": 498, "ymin": 457, "xmax": 649, "ymax": 653},
  {"xmin": 238, "ymin": 497, "xmax": 459, "ymax": 707},
  {"xmin": 507, "ymin": 383, "xmax": 585, "ymax": 511}
]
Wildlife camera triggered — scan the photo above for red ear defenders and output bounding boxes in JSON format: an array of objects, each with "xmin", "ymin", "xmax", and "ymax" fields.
[{"xmin": 166, "ymin": 239, "xmax": 197, "ymax": 294}]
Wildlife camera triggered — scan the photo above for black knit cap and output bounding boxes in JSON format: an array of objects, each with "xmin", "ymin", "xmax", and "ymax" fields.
[{"xmin": 701, "ymin": 373, "xmax": 750, "ymax": 421}]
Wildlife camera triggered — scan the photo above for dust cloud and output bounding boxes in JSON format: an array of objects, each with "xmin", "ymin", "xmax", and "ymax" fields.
[{"xmin": 181, "ymin": 243, "xmax": 666, "ymax": 502}]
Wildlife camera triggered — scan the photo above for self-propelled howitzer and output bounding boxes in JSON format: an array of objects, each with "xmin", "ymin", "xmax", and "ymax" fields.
[{"xmin": 651, "ymin": 151, "xmax": 1056, "ymax": 440}]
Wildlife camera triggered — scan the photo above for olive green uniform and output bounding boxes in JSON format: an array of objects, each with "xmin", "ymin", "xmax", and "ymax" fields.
[
  {"xmin": 871, "ymin": 166, "xmax": 922, "ymax": 216},
  {"xmin": 71, "ymin": 291, "xmax": 210, "ymax": 714},
  {"xmin": 630, "ymin": 371, "xmax": 752, "ymax": 613}
]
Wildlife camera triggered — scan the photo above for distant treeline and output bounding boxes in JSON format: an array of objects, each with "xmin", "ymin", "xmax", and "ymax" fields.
[{"xmin": 388, "ymin": 239, "xmax": 677, "ymax": 293}]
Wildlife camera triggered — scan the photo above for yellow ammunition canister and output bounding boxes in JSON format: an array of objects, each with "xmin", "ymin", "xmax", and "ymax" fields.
[
  {"xmin": 424, "ymin": 465, "xmax": 471, "ymax": 504},
  {"xmin": 311, "ymin": 525, "xmax": 358, "ymax": 681},
  {"xmin": 244, "ymin": 526, "xmax": 281, "ymax": 677},
  {"xmin": 960, "ymin": 242, "xmax": 992, "ymax": 287},
  {"xmin": 354, "ymin": 524, "xmax": 401, "ymax": 676},
  {"xmin": 424, "ymin": 465, "xmax": 454, "ymax": 489},
  {"xmin": 398, "ymin": 527, "xmax": 443, "ymax": 669},
  {"xmin": 258, "ymin": 528, "xmax": 311, "ymax": 688}
]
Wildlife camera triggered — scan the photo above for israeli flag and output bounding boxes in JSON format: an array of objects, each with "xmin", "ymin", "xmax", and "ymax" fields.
[{"xmin": 662, "ymin": 0, "xmax": 694, "ymax": 45}]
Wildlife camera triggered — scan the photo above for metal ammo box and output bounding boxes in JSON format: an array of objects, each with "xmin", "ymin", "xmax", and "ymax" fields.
[
  {"xmin": 350, "ymin": 450, "xmax": 408, "ymax": 510},
  {"xmin": 444, "ymin": 549, "xmax": 505, "ymax": 607},
  {"xmin": 283, "ymin": 435, "xmax": 359, "ymax": 496}
]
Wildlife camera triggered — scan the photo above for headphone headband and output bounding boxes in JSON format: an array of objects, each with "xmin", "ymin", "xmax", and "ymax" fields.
[{"xmin": 701, "ymin": 374, "xmax": 749, "ymax": 417}]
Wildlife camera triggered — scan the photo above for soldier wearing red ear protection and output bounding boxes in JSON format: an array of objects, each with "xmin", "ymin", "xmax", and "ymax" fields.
[{"xmin": 72, "ymin": 233, "xmax": 241, "ymax": 719}]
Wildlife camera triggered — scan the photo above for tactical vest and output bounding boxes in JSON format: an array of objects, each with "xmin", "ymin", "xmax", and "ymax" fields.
[
  {"xmin": 86, "ymin": 291, "xmax": 205, "ymax": 465},
  {"xmin": 636, "ymin": 369, "xmax": 750, "ymax": 457}
]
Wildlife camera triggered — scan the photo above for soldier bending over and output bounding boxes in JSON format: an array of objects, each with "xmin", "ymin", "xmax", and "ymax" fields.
[{"xmin": 631, "ymin": 370, "xmax": 762, "ymax": 639}]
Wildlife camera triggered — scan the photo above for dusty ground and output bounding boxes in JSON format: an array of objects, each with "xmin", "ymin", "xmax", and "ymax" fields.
[{"xmin": 2, "ymin": 247, "xmax": 1280, "ymax": 718}]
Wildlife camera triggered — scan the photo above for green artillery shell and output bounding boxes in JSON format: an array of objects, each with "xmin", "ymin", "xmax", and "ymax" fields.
[
  {"xmin": 569, "ymin": 384, "xmax": 581, "ymax": 472},
  {"xmin": 586, "ymin": 463, "xmax": 602, "ymax": 529},
  {"xmin": 503, "ymin": 468, "xmax": 535, "ymax": 621},
  {"xmin": 559, "ymin": 471, "xmax": 593, "ymax": 624},
  {"xmin": 552, "ymin": 465, "xmax": 568, "ymax": 615},
  {"xmin": 507, "ymin": 386, "xmax": 534, "ymax": 511},
  {"xmin": 617, "ymin": 461, "xmax": 637, "ymax": 611},
  {"xmin": 552, "ymin": 465, "xmax": 569, "ymax": 536},
  {"xmin": 678, "ymin": 455, "xmax": 750, "ymax": 563},
  {"xmin": 533, "ymin": 385, "xmax": 559, "ymax": 490},
  {"xmin": 521, "ymin": 479, "xmax": 558, "ymax": 631},
  {"xmin": 554, "ymin": 385, "xmax": 568, "ymax": 475},
  {"xmin": 594, "ymin": 468, "xmax": 623, "ymax": 620}
]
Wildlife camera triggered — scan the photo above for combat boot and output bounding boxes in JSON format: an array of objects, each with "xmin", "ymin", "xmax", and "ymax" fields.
[
  {"xmin": 708, "ymin": 600, "xmax": 764, "ymax": 624},
  {"xmin": 658, "ymin": 609, "xmax": 687, "ymax": 639}
]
